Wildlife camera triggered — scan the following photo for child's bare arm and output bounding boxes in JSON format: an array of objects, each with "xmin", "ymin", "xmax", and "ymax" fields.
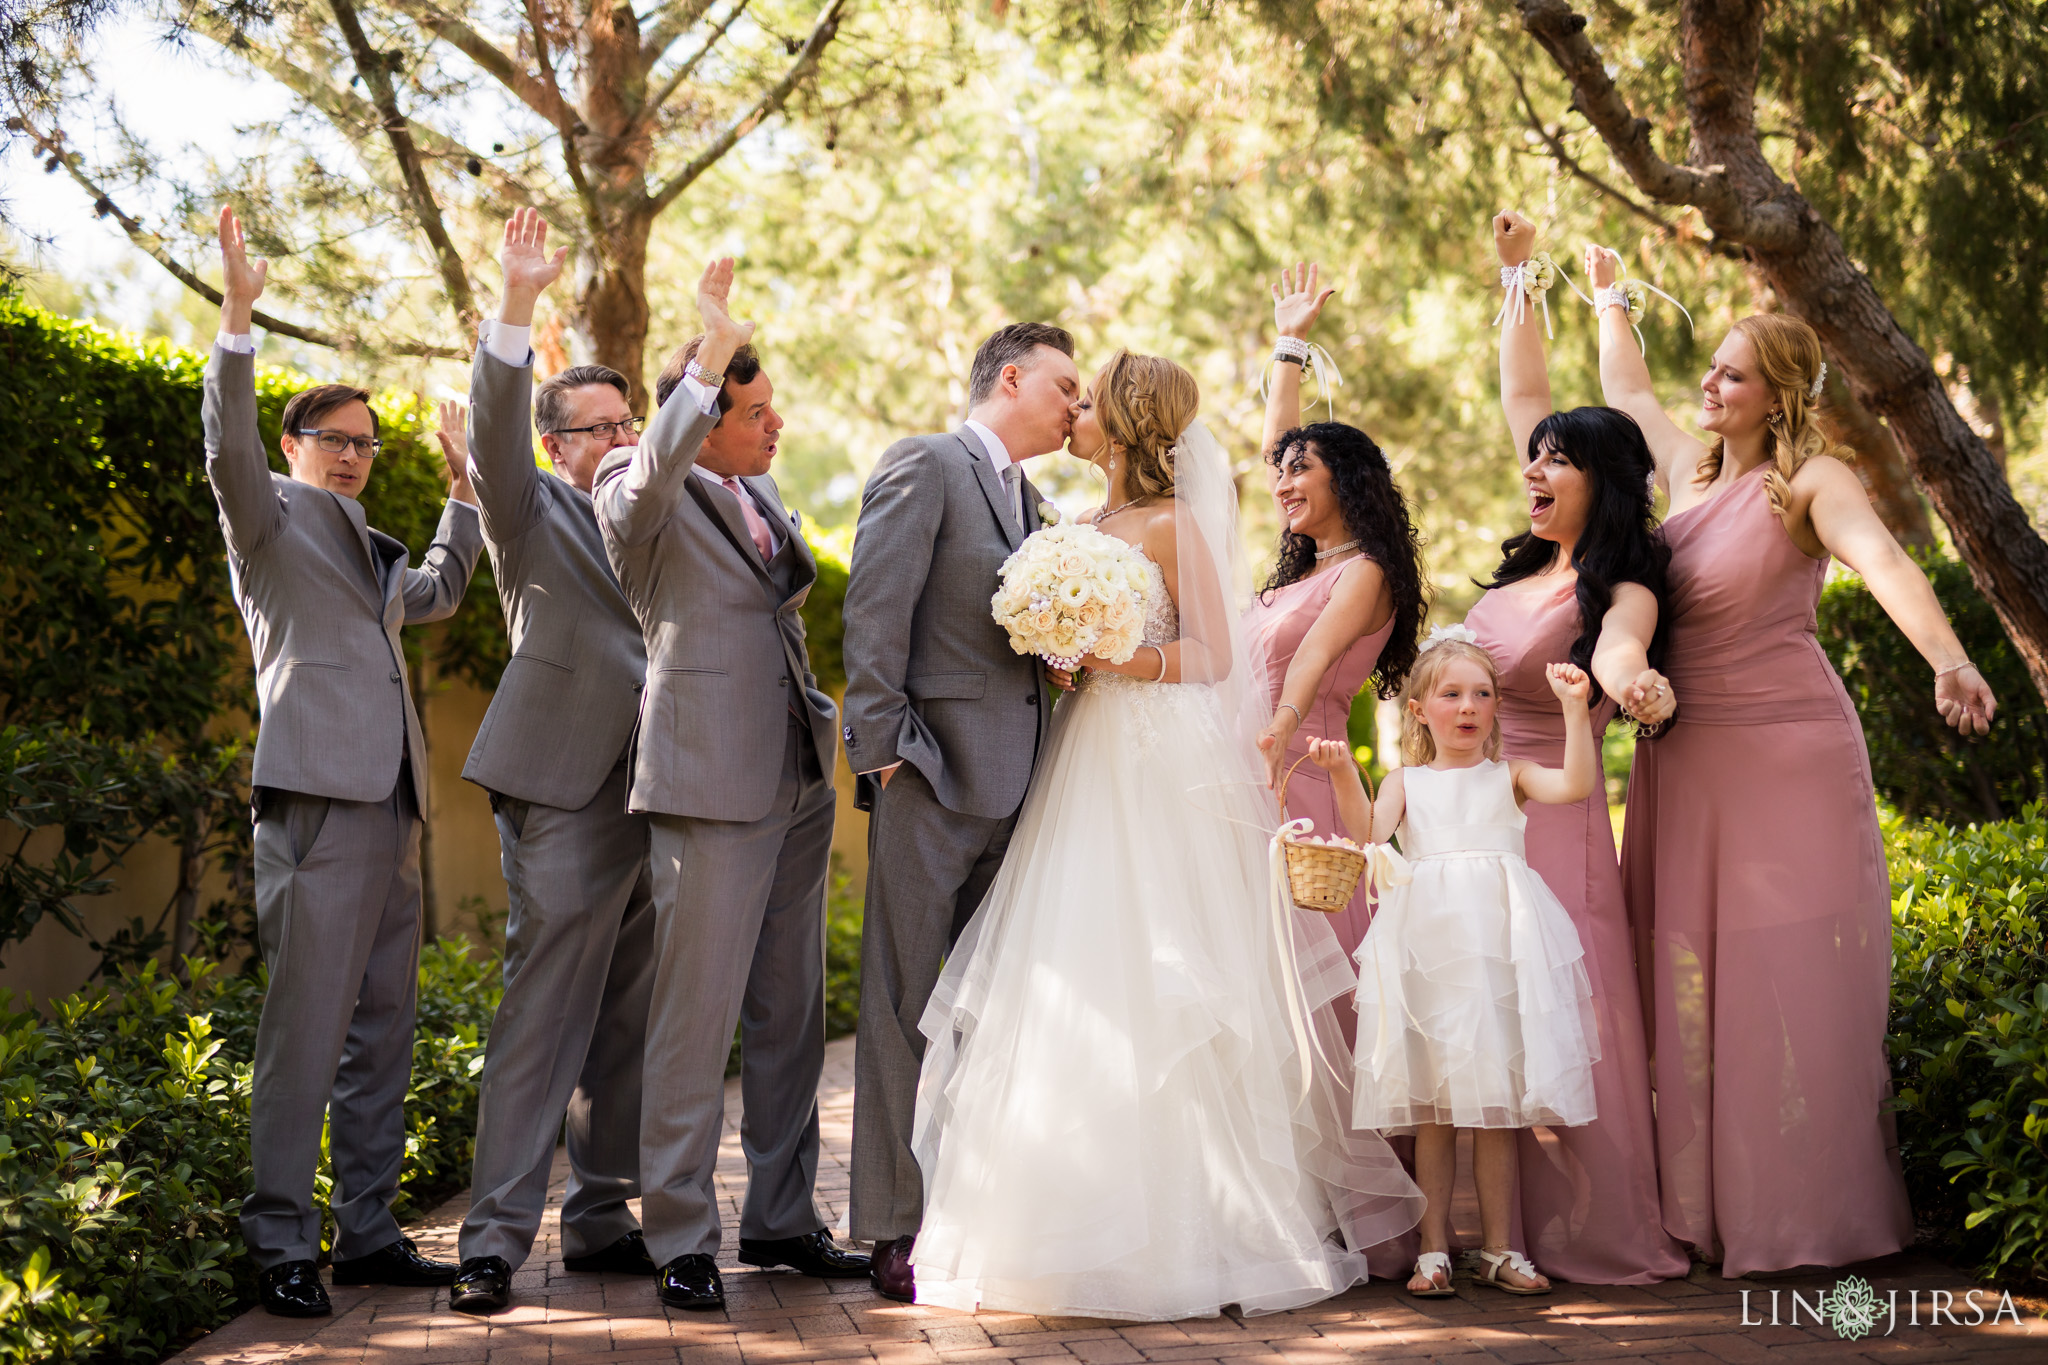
[
  {"xmin": 1305, "ymin": 738, "xmax": 1373, "ymax": 841},
  {"xmin": 1513, "ymin": 663, "xmax": 1601, "ymax": 806},
  {"xmin": 1370, "ymin": 767, "xmax": 1406, "ymax": 844}
]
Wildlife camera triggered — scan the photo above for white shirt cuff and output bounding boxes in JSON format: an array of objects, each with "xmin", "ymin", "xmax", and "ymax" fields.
[
  {"xmin": 481, "ymin": 319, "xmax": 532, "ymax": 366},
  {"xmin": 216, "ymin": 332, "xmax": 257, "ymax": 354},
  {"xmin": 680, "ymin": 374, "xmax": 720, "ymax": 417}
]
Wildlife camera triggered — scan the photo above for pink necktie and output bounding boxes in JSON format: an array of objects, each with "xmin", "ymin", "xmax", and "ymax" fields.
[{"xmin": 722, "ymin": 477, "xmax": 775, "ymax": 560}]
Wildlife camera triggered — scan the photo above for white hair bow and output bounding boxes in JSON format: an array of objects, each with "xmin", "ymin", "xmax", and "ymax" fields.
[{"xmin": 1420, "ymin": 622, "xmax": 1479, "ymax": 653}]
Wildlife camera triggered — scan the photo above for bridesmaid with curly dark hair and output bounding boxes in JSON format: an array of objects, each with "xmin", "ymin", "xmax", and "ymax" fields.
[{"xmin": 1245, "ymin": 263, "xmax": 1430, "ymax": 961}]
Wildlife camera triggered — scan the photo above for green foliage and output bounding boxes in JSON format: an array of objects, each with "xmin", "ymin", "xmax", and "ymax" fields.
[
  {"xmin": 0, "ymin": 724, "xmax": 243, "ymax": 968},
  {"xmin": 1820, "ymin": 554, "xmax": 2046, "ymax": 824},
  {"xmin": 0, "ymin": 946, "xmax": 498, "ymax": 1362},
  {"xmin": 1887, "ymin": 804, "xmax": 2048, "ymax": 1285}
]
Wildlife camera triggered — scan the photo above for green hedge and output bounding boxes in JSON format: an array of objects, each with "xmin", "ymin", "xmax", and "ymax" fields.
[
  {"xmin": 0, "ymin": 942, "xmax": 497, "ymax": 1363},
  {"xmin": 1888, "ymin": 802, "xmax": 2048, "ymax": 1284},
  {"xmin": 1820, "ymin": 554, "xmax": 2046, "ymax": 825}
]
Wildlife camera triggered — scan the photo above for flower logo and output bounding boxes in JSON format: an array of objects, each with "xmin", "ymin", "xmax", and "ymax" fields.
[{"xmin": 1826, "ymin": 1276, "xmax": 1882, "ymax": 1342}]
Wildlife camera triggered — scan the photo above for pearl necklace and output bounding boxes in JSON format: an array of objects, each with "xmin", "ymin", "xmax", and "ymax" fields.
[{"xmin": 1314, "ymin": 539, "xmax": 1360, "ymax": 560}]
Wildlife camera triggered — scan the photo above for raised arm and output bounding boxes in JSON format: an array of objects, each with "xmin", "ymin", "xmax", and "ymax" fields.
[
  {"xmin": 1585, "ymin": 245, "xmax": 1702, "ymax": 494},
  {"xmin": 399, "ymin": 498, "xmax": 484, "ymax": 623},
  {"xmin": 1493, "ymin": 210, "xmax": 1553, "ymax": 461},
  {"xmin": 466, "ymin": 208, "xmax": 568, "ymax": 542},
  {"xmin": 202, "ymin": 206, "xmax": 285, "ymax": 557},
  {"xmin": 1260, "ymin": 262, "xmax": 1336, "ymax": 469},
  {"xmin": 1800, "ymin": 458, "xmax": 1996, "ymax": 734},
  {"xmin": 840, "ymin": 441, "xmax": 944, "ymax": 775},
  {"xmin": 591, "ymin": 258, "xmax": 749, "ymax": 548},
  {"xmin": 1589, "ymin": 580, "xmax": 1675, "ymax": 725},
  {"xmin": 1512, "ymin": 664, "xmax": 1601, "ymax": 806}
]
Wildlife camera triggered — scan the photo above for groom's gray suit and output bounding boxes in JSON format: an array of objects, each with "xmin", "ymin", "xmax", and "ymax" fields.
[
  {"xmin": 455, "ymin": 338, "xmax": 655, "ymax": 1270},
  {"xmin": 841, "ymin": 427, "xmax": 1050, "ymax": 1243},
  {"xmin": 593, "ymin": 376, "xmax": 839, "ymax": 1265},
  {"xmin": 203, "ymin": 344, "xmax": 482, "ymax": 1269}
]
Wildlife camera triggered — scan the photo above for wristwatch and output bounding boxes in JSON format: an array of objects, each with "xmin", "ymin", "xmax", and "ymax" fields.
[{"xmin": 685, "ymin": 359, "xmax": 724, "ymax": 388}]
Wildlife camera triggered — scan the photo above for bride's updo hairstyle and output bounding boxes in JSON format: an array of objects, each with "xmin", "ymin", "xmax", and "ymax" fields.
[
  {"xmin": 1398, "ymin": 637, "xmax": 1504, "ymax": 766},
  {"xmin": 1696, "ymin": 313, "xmax": 1850, "ymax": 519},
  {"xmin": 1093, "ymin": 350, "xmax": 1200, "ymax": 498}
]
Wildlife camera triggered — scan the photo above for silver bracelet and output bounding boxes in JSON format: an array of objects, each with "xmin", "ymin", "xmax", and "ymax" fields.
[
  {"xmin": 1151, "ymin": 645, "xmax": 1169, "ymax": 682},
  {"xmin": 1935, "ymin": 660, "xmax": 1975, "ymax": 679},
  {"xmin": 1275, "ymin": 701, "xmax": 1303, "ymax": 726}
]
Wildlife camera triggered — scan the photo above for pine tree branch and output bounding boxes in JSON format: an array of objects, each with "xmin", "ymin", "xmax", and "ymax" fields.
[
  {"xmin": 16, "ymin": 117, "xmax": 465, "ymax": 359},
  {"xmin": 648, "ymin": 0, "xmax": 845, "ymax": 215},
  {"xmin": 381, "ymin": 0, "xmax": 571, "ymax": 125},
  {"xmin": 639, "ymin": 0, "xmax": 719, "ymax": 71},
  {"xmin": 631, "ymin": 0, "xmax": 749, "ymax": 141},
  {"xmin": 329, "ymin": 0, "xmax": 479, "ymax": 330}
]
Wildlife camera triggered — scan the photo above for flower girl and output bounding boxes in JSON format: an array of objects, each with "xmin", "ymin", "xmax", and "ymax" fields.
[{"xmin": 1308, "ymin": 627, "xmax": 1601, "ymax": 1298}]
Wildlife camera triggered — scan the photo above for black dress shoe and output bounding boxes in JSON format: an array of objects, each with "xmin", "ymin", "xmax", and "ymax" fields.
[
  {"xmin": 739, "ymin": 1229, "xmax": 873, "ymax": 1278},
  {"xmin": 564, "ymin": 1229, "xmax": 655, "ymax": 1274},
  {"xmin": 656, "ymin": 1253, "xmax": 725, "ymax": 1311},
  {"xmin": 449, "ymin": 1255, "xmax": 512, "ymax": 1315},
  {"xmin": 258, "ymin": 1259, "xmax": 332, "ymax": 1318},
  {"xmin": 330, "ymin": 1235, "xmax": 460, "ymax": 1286},
  {"xmin": 870, "ymin": 1235, "xmax": 915, "ymax": 1303}
]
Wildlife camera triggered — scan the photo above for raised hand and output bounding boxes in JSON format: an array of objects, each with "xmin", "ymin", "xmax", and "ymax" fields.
[
  {"xmin": 499, "ymin": 208, "xmax": 568, "ymax": 325},
  {"xmin": 697, "ymin": 256, "xmax": 757, "ymax": 353},
  {"xmin": 1493, "ymin": 209, "xmax": 1535, "ymax": 268},
  {"xmin": 1934, "ymin": 663, "xmax": 1996, "ymax": 736},
  {"xmin": 1585, "ymin": 244, "xmax": 1622, "ymax": 291},
  {"xmin": 433, "ymin": 399, "xmax": 470, "ymax": 470},
  {"xmin": 1272, "ymin": 262, "xmax": 1335, "ymax": 340},
  {"xmin": 1622, "ymin": 668, "xmax": 1674, "ymax": 725},
  {"xmin": 1546, "ymin": 661, "xmax": 1592, "ymax": 706},
  {"xmin": 217, "ymin": 205, "xmax": 268, "ymax": 334}
]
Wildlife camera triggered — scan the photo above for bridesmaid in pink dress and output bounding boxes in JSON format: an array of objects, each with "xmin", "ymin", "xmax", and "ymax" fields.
[
  {"xmin": 1587, "ymin": 250, "xmax": 1998, "ymax": 1275},
  {"xmin": 1243, "ymin": 264, "xmax": 1429, "ymax": 958},
  {"xmin": 1464, "ymin": 211, "xmax": 1687, "ymax": 1286}
]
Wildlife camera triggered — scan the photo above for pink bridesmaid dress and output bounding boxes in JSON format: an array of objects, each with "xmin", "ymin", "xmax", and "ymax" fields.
[
  {"xmin": 1465, "ymin": 581, "xmax": 1688, "ymax": 1285},
  {"xmin": 1622, "ymin": 463, "xmax": 1913, "ymax": 1276},
  {"xmin": 1244, "ymin": 560, "xmax": 1396, "ymax": 956}
]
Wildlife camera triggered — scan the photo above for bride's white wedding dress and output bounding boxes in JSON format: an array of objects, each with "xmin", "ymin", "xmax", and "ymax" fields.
[{"xmin": 909, "ymin": 523, "xmax": 1423, "ymax": 1321}]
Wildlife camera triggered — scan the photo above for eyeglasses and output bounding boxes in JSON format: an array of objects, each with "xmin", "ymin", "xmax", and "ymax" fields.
[
  {"xmin": 549, "ymin": 416, "xmax": 646, "ymax": 440},
  {"xmin": 296, "ymin": 429, "xmax": 383, "ymax": 457}
]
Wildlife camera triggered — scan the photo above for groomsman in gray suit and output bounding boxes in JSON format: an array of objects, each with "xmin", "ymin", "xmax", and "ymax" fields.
[
  {"xmin": 202, "ymin": 208, "xmax": 481, "ymax": 1317},
  {"xmin": 841, "ymin": 323, "xmax": 1079, "ymax": 1299},
  {"xmin": 593, "ymin": 259, "xmax": 868, "ymax": 1311},
  {"xmin": 441, "ymin": 211, "xmax": 660, "ymax": 1315}
]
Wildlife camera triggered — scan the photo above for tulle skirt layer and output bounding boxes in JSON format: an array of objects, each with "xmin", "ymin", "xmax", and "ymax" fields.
[
  {"xmin": 1353, "ymin": 851, "xmax": 1601, "ymax": 1131},
  {"xmin": 911, "ymin": 676, "xmax": 1423, "ymax": 1320}
]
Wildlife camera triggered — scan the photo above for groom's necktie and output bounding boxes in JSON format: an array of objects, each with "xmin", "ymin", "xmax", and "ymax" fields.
[{"xmin": 1001, "ymin": 464, "xmax": 1025, "ymax": 535}]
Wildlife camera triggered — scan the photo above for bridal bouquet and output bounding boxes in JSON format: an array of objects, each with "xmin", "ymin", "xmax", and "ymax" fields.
[{"xmin": 991, "ymin": 522, "xmax": 1150, "ymax": 670}]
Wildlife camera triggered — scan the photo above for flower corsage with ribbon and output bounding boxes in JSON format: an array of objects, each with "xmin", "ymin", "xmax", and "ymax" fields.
[
  {"xmin": 1493, "ymin": 251, "xmax": 1594, "ymax": 338},
  {"xmin": 1591, "ymin": 265, "xmax": 1698, "ymax": 354}
]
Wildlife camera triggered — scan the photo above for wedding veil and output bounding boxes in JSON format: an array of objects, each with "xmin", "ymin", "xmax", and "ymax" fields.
[{"xmin": 1170, "ymin": 417, "xmax": 1272, "ymax": 787}]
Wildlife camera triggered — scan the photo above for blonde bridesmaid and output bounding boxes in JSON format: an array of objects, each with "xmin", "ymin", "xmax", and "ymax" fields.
[
  {"xmin": 1467, "ymin": 211, "xmax": 1689, "ymax": 1285},
  {"xmin": 1587, "ymin": 246, "xmax": 1996, "ymax": 1276},
  {"xmin": 1246, "ymin": 263, "xmax": 1429, "ymax": 959}
]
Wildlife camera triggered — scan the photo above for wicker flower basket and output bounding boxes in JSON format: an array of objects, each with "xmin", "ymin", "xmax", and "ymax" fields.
[{"xmin": 1276, "ymin": 752, "xmax": 1370, "ymax": 914}]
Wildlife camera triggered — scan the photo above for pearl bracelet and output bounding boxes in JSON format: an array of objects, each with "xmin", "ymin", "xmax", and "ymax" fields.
[{"xmin": 1594, "ymin": 285, "xmax": 1633, "ymax": 317}]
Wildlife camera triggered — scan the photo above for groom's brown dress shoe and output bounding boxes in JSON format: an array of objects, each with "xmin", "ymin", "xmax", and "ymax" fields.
[{"xmin": 870, "ymin": 1235, "xmax": 915, "ymax": 1302}]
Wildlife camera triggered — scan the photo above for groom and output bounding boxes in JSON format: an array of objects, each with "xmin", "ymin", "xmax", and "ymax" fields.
[{"xmin": 842, "ymin": 323, "xmax": 1079, "ymax": 1300}]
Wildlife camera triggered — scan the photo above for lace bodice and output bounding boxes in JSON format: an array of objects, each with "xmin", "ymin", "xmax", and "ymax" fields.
[
  {"xmin": 1078, "ymin": 550, "xmax": 1208, "ymax": 753},
  {"xmin": 1134, "ymin": 551, "xmax": 1178, "ymax": 647}
]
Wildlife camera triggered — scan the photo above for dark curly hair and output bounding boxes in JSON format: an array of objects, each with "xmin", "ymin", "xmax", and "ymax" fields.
[
  {"xmin": 1261, "ymin": 422, "xmax": 1430, "ymax": 699},
  {"xmin": 1483, "ymin": 406, "xmax": 1672, "ymax": 707}
]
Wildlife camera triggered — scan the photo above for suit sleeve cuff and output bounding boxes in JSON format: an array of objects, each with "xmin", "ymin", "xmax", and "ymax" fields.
[
  {"xmin": 216, "ymin": 331, "xmax": 257, "ymax": 354},
  {"xmin": 681, "ymin": 374, "xmax": 720, "ymax": 417},
  {"xmin": 481, "ymin": 320, "xmax": 533, "ymax": 367}
]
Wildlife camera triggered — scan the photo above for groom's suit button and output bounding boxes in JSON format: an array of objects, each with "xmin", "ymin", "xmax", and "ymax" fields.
[{"xmin": 1026, "ymin": 693, "xmax": 1039, "ymax": 705}]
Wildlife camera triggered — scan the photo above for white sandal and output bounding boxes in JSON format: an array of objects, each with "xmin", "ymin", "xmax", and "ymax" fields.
[
  {"xmin": 1406, "ymin": 1250, "xmax": 1455, "ymax": 1298},
  {"xmin": 1475, "ymin": 1246, "xmax": 1550, "ymax": 1295}
]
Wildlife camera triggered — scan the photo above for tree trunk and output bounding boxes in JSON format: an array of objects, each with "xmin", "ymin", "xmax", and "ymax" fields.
[
  {"xmin": 171, "ymin": 819, "xmax": 205, "ymax": 982},
  {"xmin": 1815, "ymin": 364, "xmax": 1934, "ymax": 549},
  {"xmin": 574, "ymin": 208, "xmax": 656, "ymax": 408},
  {"xmin": 1516, "ymin": 0, "xmax": 2048, "ymax": 705}
]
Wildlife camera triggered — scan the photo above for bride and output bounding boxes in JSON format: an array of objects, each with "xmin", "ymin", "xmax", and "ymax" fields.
[{"xmin": 909, "ymin": 351, "xmax": 1423, "ymax": 1320}]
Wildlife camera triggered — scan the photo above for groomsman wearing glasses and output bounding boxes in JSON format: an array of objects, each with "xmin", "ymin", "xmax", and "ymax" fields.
[
  {"xmin": 203, "ymin": 208, "xmax": 481, "ymax": 1317},
  {"xmin": 437, "ymin": 210, "xmax": 663, "ymax": 1314},
  {"xmin": 594, "ymin": 259, "xmax": 868, "ymax": 1311}
]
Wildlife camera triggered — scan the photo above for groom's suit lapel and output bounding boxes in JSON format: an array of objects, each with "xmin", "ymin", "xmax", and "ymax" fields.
[{"xmin": 954, "ymin": 426, "xmax": 1027, "ymax": 552}]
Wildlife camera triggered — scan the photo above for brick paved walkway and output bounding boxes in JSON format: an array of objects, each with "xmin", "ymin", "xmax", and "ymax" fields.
[{"xmin": 176, "ymin": 1037, "xmax": 2042, "ymax": 1364}]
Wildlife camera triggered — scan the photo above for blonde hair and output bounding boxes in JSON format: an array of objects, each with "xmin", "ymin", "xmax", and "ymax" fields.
[
  {"xmin": 1093, "ymin": 350, "xmax": 1200, "ymax": 499},
  {"xmin": 1399, "ymin": 639, "xmax": 1504, "ymax": 766},
  {"xmin": 1694, "ymin": 313, "xmax": 1851, "ymax": 519}
]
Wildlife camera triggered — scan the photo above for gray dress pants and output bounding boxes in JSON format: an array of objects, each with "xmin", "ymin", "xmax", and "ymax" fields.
[
  {"xmin": 847, "ymin": 764, "xmax": 1017, "ymax": 1244},
  {"xmin": 242, "ymin": 779, "xmax": 421, "ymax": 1268},
  {"xmin": 459, "ymin": 762, "xmax": 655, "ymax": 1268},
  {"xmin": 641, "ymin": 718, "xmax": 835, "ymax": 1265}
]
